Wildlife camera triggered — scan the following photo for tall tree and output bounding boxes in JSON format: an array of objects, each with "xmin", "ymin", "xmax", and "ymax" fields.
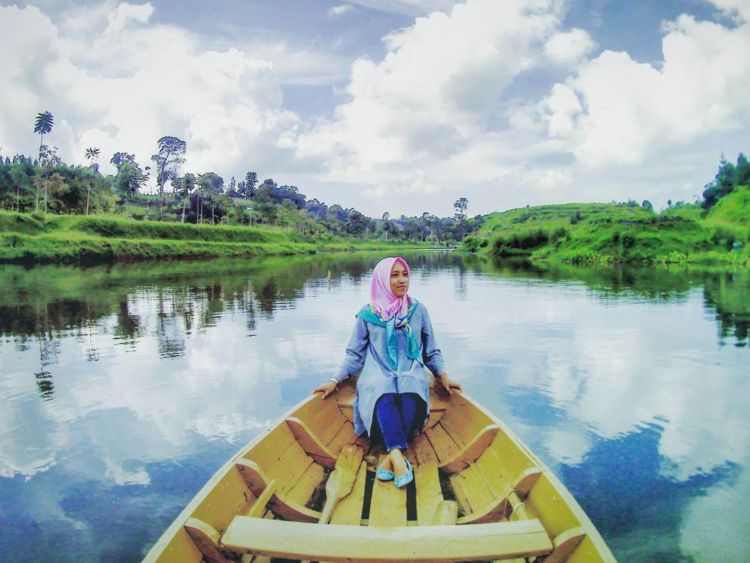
[
  {"xmin": 84, "ymin": 147, "xmax": 101, "ymax": 215},
  {"xmin": 453, "ymin": 197, "xmax": 469, "ymax": 220},
  {"xmin": 33, "ymin": 112, "xmax": 54, "ymax": 212},
  {"xmin": 38, "ymin": 145, "xmax": 61, "ymax": 213},
  {"xmin": 151, "ymin": 136, "xmax": 187, "ymax": 220},
  {"xmin": 111, "ymin": 153, "xmax": 148, "ymax": 199},
  {"xmin": 241, "ymin": 171, "xmax": 258, "ymax": 198},
  {"xmin": 34, "ymin": 111, "xmax": 54, "ymax": 160}
]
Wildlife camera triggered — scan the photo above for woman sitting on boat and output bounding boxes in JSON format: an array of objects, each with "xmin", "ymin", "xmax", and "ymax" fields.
[{"xmin": 314, "ymin": 256, "xmax": 461, "ymax": 488}]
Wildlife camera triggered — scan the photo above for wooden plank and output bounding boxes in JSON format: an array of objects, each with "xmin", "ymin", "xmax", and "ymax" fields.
[
  {"xmin": 191, "ymin": 466, "xmax": 254, "ymax": 534},
  {"xmin": 432, "ymin": 500, "xmax": 458, "ymax": 524},
  {"xmin": 290, "ymin": 392, "xmax": 347, "ymax": 436},
  {"xmin": 304, "ymin": 407, "xmax": 348, "ymax": 447},
  {"xmin": 437, "ymin": 393, "xmax": 494, "ymax": 447},
  {"xmin": 412, "ymin": 434, "xmax": 444, "ymax": 526},
  {"xmin": 327, "ymin": 420, "xmax": 357, "ymax": 456},
  {"xmin": 243, "ymin": 423, "xmax": 296, "ymax": 471},
  {"xmin": 449, "ymin": 463, "xmax": 497, "ymax": 521},
  {"xmin": 285, "ymin": 460, "xmax": 326, "ymax": 507},
  {"xmin": 526, "ymin": 474, "xmax": 581, "ymax": 540},
  {"xmin": 245, "ymin": 479, "xmax": 277, "ymax": 519},
  {"xmin": 423, "ymin": 422, "xmax": 461, "ymax": 466},
  {"xmin": 458, "ymin": 466, "xmax": 544, "ymax": 525},
  {"xmin": 235, "ymin": 460, "xmax": 321, "ymax": 523},
  {"xmin": 440, "ymin": 424, "xmax": 500, "ymax": 474},
  {"xmin": 368, "ymin": 454, "xmax": 407, "ymax": 527},
  {"xmin": 329, "ymin": 459, "xmax": 368, "ymax": 525},
  {"xmin": 514, "ymin": 467, "xmax": 543, "ymax": 498},
  {"xmin": 286, "ymin": 417, "xmax": 337, "ymax": 469},
  {"xmin": 545, "ymin": 527, "xmax": 586, "ymax": 563},
  {"xmin": 184, "ymin": 518, "xmax": 227, "ymax": 563},
  {"xmin": 474, "ymin": 442, "xmax": 512, "ymax": 498},
  {"xmin": 221, "ymin": 517, "xmax": 553, "ymax": 561},
  {"xmin": 269, "ymin": 441, "xmax": 317, "ymax": 496},
  {"xmin": 320, "ymin": 445, "xmax": 365, "ymax": 523}
]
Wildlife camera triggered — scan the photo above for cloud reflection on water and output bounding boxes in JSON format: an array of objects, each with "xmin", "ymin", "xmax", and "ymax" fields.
[{"xmin": 0, "ymin": 254, "xmax": 748, "ymax": 561}]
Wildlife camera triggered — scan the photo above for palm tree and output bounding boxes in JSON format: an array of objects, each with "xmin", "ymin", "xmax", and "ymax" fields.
[
  {"xmin": 33, "ymin": 111, "xmax": 54, "ymax": 212},
  {"xmin": 34, "ymin": 111, "xmax": 54, "ymax": 158},
  {"xmin": 85, "ymin": 147, "xmax": 100, "ymax": 166},
  {"xmin": 84, "ymin": 147, "xmax": 100, "ymax": 215}
]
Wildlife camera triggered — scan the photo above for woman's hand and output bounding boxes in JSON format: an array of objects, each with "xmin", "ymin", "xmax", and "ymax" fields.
[
  {"xmin": 436, "ymin": 373, "xmax": 462, "ymax": 396},
  {"xmin": 313, "ymin": 380, "xmax": 338, "ymax": 400}
]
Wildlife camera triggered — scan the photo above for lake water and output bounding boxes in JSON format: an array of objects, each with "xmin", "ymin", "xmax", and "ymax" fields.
[{"xmin": 0, "ymin": 252, "xmax": 748, "ymax": 562}]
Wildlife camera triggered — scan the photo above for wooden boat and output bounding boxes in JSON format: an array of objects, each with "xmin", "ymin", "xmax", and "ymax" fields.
[{"xmin": 144, "ymin": 379, "xmax": 615, "ymax": 562}]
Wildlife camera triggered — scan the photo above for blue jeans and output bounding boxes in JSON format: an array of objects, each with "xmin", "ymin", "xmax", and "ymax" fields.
[{"xmin": 374, "ymin": 393, "xmax": 425, "ymax": 452}]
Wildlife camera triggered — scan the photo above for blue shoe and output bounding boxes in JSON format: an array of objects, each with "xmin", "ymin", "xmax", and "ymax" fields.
[
  {"xmin": 395, "ymin": 460, "xmax": 414, "ymax": 489},
  {"xmin": 376, "ymin": 467, "xmax": 395, "ymax": 481}
]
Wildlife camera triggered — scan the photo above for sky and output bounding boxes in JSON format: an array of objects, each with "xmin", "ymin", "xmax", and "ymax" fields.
[{"xmin": 1, "ymin": 0, "xmax": 749, "ymax": 218}]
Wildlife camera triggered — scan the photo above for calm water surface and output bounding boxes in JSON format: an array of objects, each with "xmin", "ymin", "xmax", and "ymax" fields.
[{"xmin": 0, "ymin": 253, "xmax": 748, "ymax": 562}]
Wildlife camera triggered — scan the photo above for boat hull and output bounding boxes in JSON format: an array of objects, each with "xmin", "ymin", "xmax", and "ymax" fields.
[{"xmin": 143, "ymin": 379, "xmax": 615, "ymax": 562}]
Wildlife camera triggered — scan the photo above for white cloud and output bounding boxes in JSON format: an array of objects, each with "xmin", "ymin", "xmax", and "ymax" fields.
[
  {"xmin": 105, "ymin": 1, "xmax": 153, "ymax": 35},
  {"xmin": 544, "ymin": 28, "xmax": 596, "ymax": 66},
  {"xmin": 541, "ymin": 15, "xmax": 750, "ymax": 167},
  {"xmin": 3, "ymin": 1, "xmax": 750, "ymax": 216},
  {"xmin": 292, "ymin": 0, "xmax": 750, "ymax": 215},
  {"xmin": 328, "ymin": 4, "xmax": 354, "ymax": 18},
  {"xmin": 0, "ymin": 3, "xmax": 300, "ymax": 182},
  {"xmin": 707, "ymin": 0, "xmax": 750, "ymax": 21},
  {"xmin": 294, "ymin": 0, "xmax": 563, "ymax": 208}
]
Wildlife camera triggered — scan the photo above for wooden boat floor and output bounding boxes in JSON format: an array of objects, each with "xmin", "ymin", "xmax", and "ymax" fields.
[{"xmin": 312, "ymin": 422, "xmax": 514, "ymax": 528}]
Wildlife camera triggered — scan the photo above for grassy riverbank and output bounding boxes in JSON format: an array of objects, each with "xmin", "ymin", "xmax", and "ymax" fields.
[
  {"xmin": 463, "ymin": 186, "xmax": 750, "ymax": 266},
  {"xmin": 0, "ymin": 212, "xmax": 433, "ymax": 264}
]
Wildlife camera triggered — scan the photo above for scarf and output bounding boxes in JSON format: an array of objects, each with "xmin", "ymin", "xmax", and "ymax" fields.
[{"xmin": 358, "ymin": 257, "xmax": 421, "ymax": 370}]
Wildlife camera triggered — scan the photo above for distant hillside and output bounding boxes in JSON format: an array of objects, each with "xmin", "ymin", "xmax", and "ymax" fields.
[
  {"xmin": 464, "ymin": 193, "xmax": 750, "ymax": 266},
  {"xmin": 705, "ymin": 185, "xmax": 750, "ymax": 227}
]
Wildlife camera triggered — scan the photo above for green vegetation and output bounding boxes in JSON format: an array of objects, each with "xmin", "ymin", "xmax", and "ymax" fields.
[
  {"xmin": 0, "ymin": 211, "xmax": 431, "ymax": 264},
  {"xmin": 463, "ymin": 191, "xmax": 750, "ymax": 266},
  {"xmin": 1, "ymin": 110, "xmax": 476, "ymax": 249},
  {"xmin": 0, "ymin": 109, "xmax": 478, "ymax": 263}
]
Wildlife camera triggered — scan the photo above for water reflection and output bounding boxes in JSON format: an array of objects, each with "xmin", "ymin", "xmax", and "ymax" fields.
[{"xmin": 0, "ymin": 254, "xmax": 747, "ymax": 562}]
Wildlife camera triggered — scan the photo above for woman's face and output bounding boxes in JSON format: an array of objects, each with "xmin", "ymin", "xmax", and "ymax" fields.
[{"xmin": 390, "ymin": 262, "xmax": 410, "ymax": 297}]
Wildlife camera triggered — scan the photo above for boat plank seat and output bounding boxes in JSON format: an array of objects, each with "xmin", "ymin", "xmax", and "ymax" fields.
[
  {"xmin": 221, "ymin": 517, "xmax": 554, "ymax": 562},
  {"xmin": 235, "ymin": 459, "xmax": 321, "ymax": 523}
]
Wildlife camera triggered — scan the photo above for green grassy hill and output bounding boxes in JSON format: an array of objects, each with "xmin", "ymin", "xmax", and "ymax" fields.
[
  {"xmin": 0, "ymin": 212, "xmax": 429, "ymax": 264},
  {"xmin": 465, "ymin": 191, "xmax": 750, "ymax": 266}
]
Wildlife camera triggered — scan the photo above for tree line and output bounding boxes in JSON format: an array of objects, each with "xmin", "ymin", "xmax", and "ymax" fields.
[
  {"xmin": 0, "ymin": 111, "xmax": 477, "ymax": 243},
  {"xmin": 702, "ymin": 153, "xmax": 750, "ymax": 209}
]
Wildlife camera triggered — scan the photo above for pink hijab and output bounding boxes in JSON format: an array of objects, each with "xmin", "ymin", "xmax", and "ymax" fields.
[{"xmin": 370, "ymin": 256, "xmax": 411, "ymax": 321}]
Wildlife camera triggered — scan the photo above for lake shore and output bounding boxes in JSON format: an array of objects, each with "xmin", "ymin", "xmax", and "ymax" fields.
[
  {"xmin": 0, "ymin": 211, "xmax": 437, "ymax": 264},
  {"xmin": 462, "ymin": 188, "xmax": 750, "ymax": 267}
]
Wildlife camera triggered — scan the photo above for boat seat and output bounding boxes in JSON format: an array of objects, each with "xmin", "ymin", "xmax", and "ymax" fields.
[{"xmin": 220, "ymin": 516, "xmax": 553, "ymax": 561}]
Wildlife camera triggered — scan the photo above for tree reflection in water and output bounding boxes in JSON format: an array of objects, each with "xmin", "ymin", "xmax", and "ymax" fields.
[{"xmin": 0, "ymin": 252, "xmax": 747, "ymax": 562}]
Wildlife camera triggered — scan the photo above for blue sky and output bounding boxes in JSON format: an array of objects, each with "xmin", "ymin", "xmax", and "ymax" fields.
[{"xmin": 1, "ymin": 0, "xmax": 749, "ymax": 217}]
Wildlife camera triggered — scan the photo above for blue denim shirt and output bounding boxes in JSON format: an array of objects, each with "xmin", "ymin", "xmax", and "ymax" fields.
[{"xmin": 333, "ymin": 303, "xmax": 446, "ymax": 436}]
